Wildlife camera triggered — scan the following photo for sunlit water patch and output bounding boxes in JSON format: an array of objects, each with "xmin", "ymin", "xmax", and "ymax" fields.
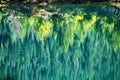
[{"xmin": 0, "ymin": 4, "xmax": 120, "ymax": 80}]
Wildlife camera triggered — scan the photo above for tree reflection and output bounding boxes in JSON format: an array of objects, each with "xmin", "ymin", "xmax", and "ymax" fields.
[{"xmin": 0, "ymin": 4, "xmax": 120, "ymax": 80}]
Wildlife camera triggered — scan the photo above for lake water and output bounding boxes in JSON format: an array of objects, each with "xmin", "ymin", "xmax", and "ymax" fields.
[{"xmin": 0, "ymin": 4, "xmax": 120, "ymax": 80}]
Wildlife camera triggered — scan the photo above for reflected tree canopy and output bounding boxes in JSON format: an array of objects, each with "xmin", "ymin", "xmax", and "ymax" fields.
[{"xmin": 0, "ymin": 4, "xmax": 120, "ymax": 80}]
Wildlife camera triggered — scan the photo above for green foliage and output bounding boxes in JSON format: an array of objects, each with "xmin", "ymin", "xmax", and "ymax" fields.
[{"xmin": 111, "ymin": 32, "xmax": 120, "ymax": 52}]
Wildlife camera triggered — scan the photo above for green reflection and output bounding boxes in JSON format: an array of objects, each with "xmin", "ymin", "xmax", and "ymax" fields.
[{"xmin": 0, "ymin": 4, "xmax": 120, "ymax": 80}]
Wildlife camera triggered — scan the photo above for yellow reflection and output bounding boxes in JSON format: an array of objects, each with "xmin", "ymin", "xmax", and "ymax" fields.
[
  {"xmin": 75, "ymin": 15, "xmax": 84, "ymax": 20},
  {"xmin": 83, "ymin": 15, "xmax": 97, "ymax": 31},
  {"xmin": 37, "ymin": 20, "xmax": 53, "ymax": 42}
]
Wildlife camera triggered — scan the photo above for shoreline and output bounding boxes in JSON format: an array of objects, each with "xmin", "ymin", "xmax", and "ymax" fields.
[{"xmin": 0, "ymin": 2, "xmax": 120, "ymax": 8}]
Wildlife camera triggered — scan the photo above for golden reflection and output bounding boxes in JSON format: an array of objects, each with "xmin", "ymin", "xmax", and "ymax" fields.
[
  {"xmin": 37, "ymin": 20, "xmax": 53, "ymax": 42},
  {"xmin": 83, "ymin": 15, "xmax": 97, "ymax": 31}
]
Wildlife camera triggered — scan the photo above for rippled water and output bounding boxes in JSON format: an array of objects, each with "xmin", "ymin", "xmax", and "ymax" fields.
[{"xmin": 0, "ymin": 4, "xmax": 120, "ymax": 80}]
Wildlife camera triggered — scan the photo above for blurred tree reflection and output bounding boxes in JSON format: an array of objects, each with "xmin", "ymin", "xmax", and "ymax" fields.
[{"xmin": 0, "ymin": 4, "xmax": 120, "ymax": 80}]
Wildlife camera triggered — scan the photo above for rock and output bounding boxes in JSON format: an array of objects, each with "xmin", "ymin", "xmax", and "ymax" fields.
[
  {"xmin": 0, "ymin": 4, "xmax": 7, "ymax": 7},
  {"xmin": 39, "ymin": 2, "xmax": 48, "ymax": 6},
  {"xmin": 32, "ymin": 9, "xmax": 58, "ymax": 19}
]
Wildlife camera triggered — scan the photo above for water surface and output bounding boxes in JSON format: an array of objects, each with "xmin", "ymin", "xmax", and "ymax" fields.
[{"xmin": 0, "ymin": 4, "xmax": 120, "ymax": 80}]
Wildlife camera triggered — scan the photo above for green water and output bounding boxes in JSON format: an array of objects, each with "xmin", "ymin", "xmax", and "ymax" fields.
[{"xmin": 0, "ymin": 4, "xmax": 120, "ymax": 80}]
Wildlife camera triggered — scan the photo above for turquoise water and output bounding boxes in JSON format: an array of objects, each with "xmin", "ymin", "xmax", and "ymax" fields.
[{"xmin": 0, "ymin": 4, "xmax": 120, "ymax": 80}]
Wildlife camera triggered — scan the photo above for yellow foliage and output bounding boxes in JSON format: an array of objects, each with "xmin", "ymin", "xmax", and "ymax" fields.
[
  {"xmin": 83, "ymin": 15, "xmax": 97, "ymax": 31},
  {"xmin": 92, "ymin": 15, "xmax": 97, "ymax": 22},
  {"xmin": 75, "ymin": 15, "xmax": 84, "ymax": 20},
  {"xmin": 37, "ymin": 21, "xmax": 53, "ymax": 42}
]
